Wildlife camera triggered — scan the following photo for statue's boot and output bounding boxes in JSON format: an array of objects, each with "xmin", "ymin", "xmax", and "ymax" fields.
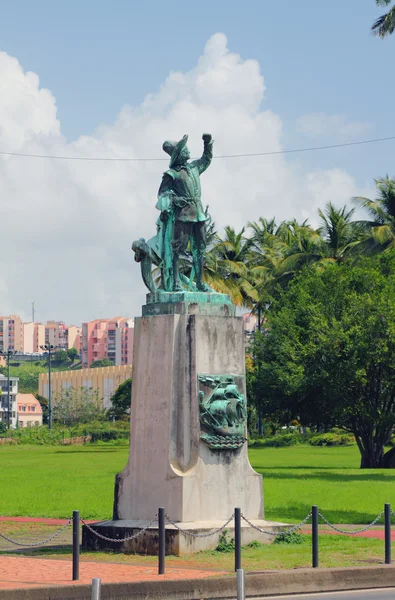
[
  {"xmin": 195, "ymin": 254, "xmax": 211, "ymax": 292},
  {"xmin": 172, "ymin": 256, "xmax": 183, "ymax": 291}
]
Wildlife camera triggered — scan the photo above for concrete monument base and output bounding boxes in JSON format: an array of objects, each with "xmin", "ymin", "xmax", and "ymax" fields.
[
  {"xmin": 82, "ymin": 517, "xmax": 287, "ymax": 555},
  {"xmin": 82, "ymin": 294, "xmax": 269, "ymax": 555}
]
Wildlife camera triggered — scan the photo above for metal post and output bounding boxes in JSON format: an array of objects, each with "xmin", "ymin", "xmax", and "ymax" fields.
[
  {"xmin": 158, "ymin": 507, "xmax": 165, "ymax": 575},
  {"xmin": 7, "ymin": 351, "xmax": 11, "ymax": 429},
  {"xmin": 48, "ymin": 347, "xmax": 52, "ymax": 431},
  {"xmin": 385, "ymin": 503, "xmax": 391, "ymax": 565},
  {"xmin": 72, "ymin": 510, "xmax": 80, "ymax": 581},
  {"xmin": 312, "ymin": 505, "xmax": 319, "ymax": 568},
  {"xmin": 91, "ymin": 578, "xmax": 101, "ymax": 600},
  {"xmin": 235, "ymin": 507, "xmax": 241, "ymax": 571},
  {"xmin": 236, "ymin": 569, "xmax": 245, "ymax": 600}
]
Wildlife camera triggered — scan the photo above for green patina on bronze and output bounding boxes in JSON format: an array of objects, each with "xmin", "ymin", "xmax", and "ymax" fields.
[
  {"xmin": 132, "ymin": 133, "xmax": 216, "ymax": 295},
  {"xmin": 198, "ymin": 374, "xmax": 247, "ymax": 451}
]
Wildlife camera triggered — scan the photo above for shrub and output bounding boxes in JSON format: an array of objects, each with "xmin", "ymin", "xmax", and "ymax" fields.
[
  {"xmin": 249, "ymin": 433, "xmax": 302, "ymax": 448},
  {"xmin": 216, "ymin": 530, "xmax": 235, "ymax": 552},
  {"xmin": 274, "ymin": 531, "xmax": 306, "ymax": 545},
  {"xmin": 308, "ymin": 432, "xmax": 355, "ymax": 447}
]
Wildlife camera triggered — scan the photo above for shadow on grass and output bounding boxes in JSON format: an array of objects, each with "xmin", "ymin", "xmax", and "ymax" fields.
[
  {"xmin": 267, "ymin": 504, "xmax": 386, "ymax": 524},
  {"xmin": 255, "ymin": 470, "xmax": 394, "ymax": 482},
  {"xmin": 54, "ymin": 448, "xmax": 127, "ymax": 454}
]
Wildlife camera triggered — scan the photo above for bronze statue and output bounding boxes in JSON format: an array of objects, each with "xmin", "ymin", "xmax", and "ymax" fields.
[{"xmin": 132, "ymin": 133, "xmax": 214, "ymax": 294}]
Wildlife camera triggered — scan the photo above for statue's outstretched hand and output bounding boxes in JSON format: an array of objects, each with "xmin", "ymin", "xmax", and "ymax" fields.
[{"xmin": 202, "ymin": 133, "xmax": 212, "ymax": 143}]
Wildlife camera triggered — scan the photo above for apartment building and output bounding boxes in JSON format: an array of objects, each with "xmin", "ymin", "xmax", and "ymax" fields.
[
  {"xmin": 0, "ymin": 373, "xmax": 19, "ymax": 428},
  {"xmin": 81, "ymin": 317, "xmax": 133, "ymax": 368},
  {"xmin": 0, "ymin": 315, "xmax": 24, "ymax": 353},
  {"xmin": 39, "ymin": 364, "xmax": 132, "ymax": 409}
]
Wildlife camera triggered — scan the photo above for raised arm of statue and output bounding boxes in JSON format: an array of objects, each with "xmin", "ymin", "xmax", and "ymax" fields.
[{"xmin": 191, "ymin": 133, "xmax": 214, "ymax": 175}]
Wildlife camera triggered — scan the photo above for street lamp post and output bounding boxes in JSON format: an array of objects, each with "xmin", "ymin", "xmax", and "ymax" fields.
[
  {"xmin": 40, "ymin": 344, "xmax": 58, "ymax": 430},
  {"xmin": 0, "ymin": 349, "xmax": 15, "ymax": 429}
]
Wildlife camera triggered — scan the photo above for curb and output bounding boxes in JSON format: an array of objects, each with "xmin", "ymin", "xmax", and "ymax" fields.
[{"xmin": 1, "ymin": 565, "xmax": 395, "ymax": 599}]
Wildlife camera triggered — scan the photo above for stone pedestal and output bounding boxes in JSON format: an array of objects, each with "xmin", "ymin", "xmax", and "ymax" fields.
[{"xmin": 83, "ymin": 293, "xmax": 277, "ymax": 554}]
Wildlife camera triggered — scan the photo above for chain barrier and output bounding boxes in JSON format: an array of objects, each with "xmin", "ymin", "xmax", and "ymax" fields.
[
  {"xmin": 0, "ymin": 518, "xmax": 72, "ymax": 547},
  {"xmin": 165, "ymin": 514, "xmax": 234, "ymax": 538},
  {"xmin": 80, "ymin": 514, "xmax": 158, "ymax": 543},
  {"xmin": 241, "ymin": 512, "xmax": 312, "ymax": 537},
  {"xmin": 318, "ymin": 509, "xmax": 385, "ymax": 534}
]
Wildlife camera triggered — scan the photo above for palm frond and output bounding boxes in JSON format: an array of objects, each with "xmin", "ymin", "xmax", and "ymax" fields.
[{"xmin": 372, "ymin": 6, "xmax": 395, "ymax": 37}]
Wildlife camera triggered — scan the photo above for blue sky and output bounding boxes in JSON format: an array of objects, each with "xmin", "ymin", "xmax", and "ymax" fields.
[{"xmin": 0, "ymin": 0, "xmax": 393, "ymax": 321}]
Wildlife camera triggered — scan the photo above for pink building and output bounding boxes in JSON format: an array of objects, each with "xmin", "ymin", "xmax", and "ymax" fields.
[{"xmin": 81, "ymin": 317, "xmax": 134, "ymax": 368}]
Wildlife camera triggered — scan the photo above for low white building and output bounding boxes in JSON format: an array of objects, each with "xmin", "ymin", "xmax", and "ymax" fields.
[
  {"xmin": 17, "ymin": 394, "xmax": 43, "ymax": 428},
  {"xmin": 0, "ymin": 374, "xmax": 19, "ymax": 429}
]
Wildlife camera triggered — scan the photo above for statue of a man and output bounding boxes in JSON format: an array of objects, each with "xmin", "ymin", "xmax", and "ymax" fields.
[{"xmin": 156, "ymin": 133, "xmax": 213, "ymax": 292}]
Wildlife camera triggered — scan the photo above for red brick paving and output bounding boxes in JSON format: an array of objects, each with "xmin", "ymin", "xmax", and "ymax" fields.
[
  {"xmin": 301, "ymin": 527, "xmax": 395, "ymax": 540},
  {"xmin": 0, "ymin": 556, "xmax": 226, "ymax": 590}
]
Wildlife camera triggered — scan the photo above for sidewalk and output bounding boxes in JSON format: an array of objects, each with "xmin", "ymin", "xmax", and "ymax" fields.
[{"xmin": 0, "ymin": 556, "xmax": 226, "ymax": 590}]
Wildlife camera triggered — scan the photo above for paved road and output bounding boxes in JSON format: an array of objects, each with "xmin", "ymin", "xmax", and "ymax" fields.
[{"xmin": 258, "ymin": 589, "xmax": 395, "ymax": 599}]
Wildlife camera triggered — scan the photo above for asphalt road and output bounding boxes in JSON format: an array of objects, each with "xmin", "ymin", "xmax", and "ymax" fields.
[{"xmin": 257, "ymin": 589, "xmax": 395, "ymax": 599}]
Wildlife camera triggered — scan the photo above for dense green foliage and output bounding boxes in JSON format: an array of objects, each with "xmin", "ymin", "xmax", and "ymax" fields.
[
  {"xmin": 0, "ymin": 422, "xmax": 129, "ymax": 445},
  {"xmin": 67, "ymin": 347, "xmax": 79, "ymax": 363},
  {"xmin": 90, "ymin": 358, "xmax": 114, "ymax": 368},
  {"xmin": 108, "ymin": 378, "xmax": 132, "ymax": 420},
  {"xmin": 249, "ymin": 254, "xmax": 395, "ymax": 468}
]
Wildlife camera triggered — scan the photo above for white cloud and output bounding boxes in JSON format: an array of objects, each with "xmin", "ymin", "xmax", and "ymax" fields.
[
  {"xmin": 0, "ymin": 33, "xmax": 365, "ymax": 323},
  {"xmin": 296, "ymin": 112, "xmax": 370, "ymax": 138}
]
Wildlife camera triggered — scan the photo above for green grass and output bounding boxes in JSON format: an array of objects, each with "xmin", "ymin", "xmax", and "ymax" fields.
[
  {"xmin": 251, "ymin": 445, "xmax": 395, "ymax": 524},
  {"xmin": 0, "ymin": 444, "xmax": 129, "ymax": 519},
  {"xmin": 0, "ymin": 444, "xmax": 394, "ymax": 523}
]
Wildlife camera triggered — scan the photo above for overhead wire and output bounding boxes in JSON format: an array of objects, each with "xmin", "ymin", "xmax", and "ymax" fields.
[{"xmin": 0, "ymin": 135, "xmax": 393, "ymax": 162}]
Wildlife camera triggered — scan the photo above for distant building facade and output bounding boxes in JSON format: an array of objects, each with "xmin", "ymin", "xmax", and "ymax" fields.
[
  {"xmin": 44, "ymin": 321, "xmax": 81, "ymax": 352},
  {"xmin": 0, "ymin": 373, "xmax": 19, "ymax": 428},
  {"xmin": 17, "ymin": 394, "xmax": 43, "ymax": 428},
  {"xmin": 0, "ymin": 315, "xmax": 24, "ymax": 353},
  {"xmin": 39, "ymin": 364, "xmax": 132, "ymax": 409},
  {"xmin": 81, "ymin": 317, "xmax": 134, "ymax": 368}
]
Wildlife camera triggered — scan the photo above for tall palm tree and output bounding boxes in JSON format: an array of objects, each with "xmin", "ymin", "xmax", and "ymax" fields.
[{"xmin": 372, "ymin": 0, "xmax": 395, "ymax": 37}]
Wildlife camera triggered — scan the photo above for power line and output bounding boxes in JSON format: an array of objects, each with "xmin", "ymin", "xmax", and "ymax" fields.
[{"xmin": 0, "ymin": 135, "xmax": 394, "ymax": 162}]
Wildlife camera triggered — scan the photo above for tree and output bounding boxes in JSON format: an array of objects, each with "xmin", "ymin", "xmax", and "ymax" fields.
[
  {"xmin": 253, "ymin": 254, "xmax": 395, "ymax": 468},
  {"xmin": 67, "ymin": 348, "xmax": 79, "ymax": 364},
  {"xmin": 36, "ymin": 394, "xmax": 49, "ymax": 425},
  {"xmin": 317, "ymin": 203, "xmax": 362, "ymax": 261},
  {"xmin": 353, "ymin": 177, "xmax": 395, "ymax": 253},
  {"xmin": 90, "ymin": 358, "xmax": 113, "ymax": 368},
  {"xmin": 53, "ymin": 387, "xmax": 104, "ymax": 425},
  {"xmin": 108, "ymin": 378, "xmax": 132, "ymax": 420},
  {"xmin": 53, "ymin": 349, "xmax": 69, "ymax": 366},
  {"xmin": 372, "ymin": 0, "xmax": 395, "ymax": 37}
]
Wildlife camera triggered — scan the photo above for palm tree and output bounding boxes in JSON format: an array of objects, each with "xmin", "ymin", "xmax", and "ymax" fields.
[
  {"xmin": 204, "ymin": 226, "xmax": 258, "ymax": 307},
  {"xmin": 353, "ymin": 176, "xmax": 395, "ymax": 252},
  {"xmin": 372, "ymin": 0, "xmax": 395, "ymax": 37},
  {"xmin": 317, "ymin": 202, "xmax": 363, "ymax": 261}
]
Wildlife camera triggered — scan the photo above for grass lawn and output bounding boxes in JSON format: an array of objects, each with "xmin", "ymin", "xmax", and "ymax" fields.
[{"xmin": 0, "ymin": 444, "xmax": 394, "ymax": 523}]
